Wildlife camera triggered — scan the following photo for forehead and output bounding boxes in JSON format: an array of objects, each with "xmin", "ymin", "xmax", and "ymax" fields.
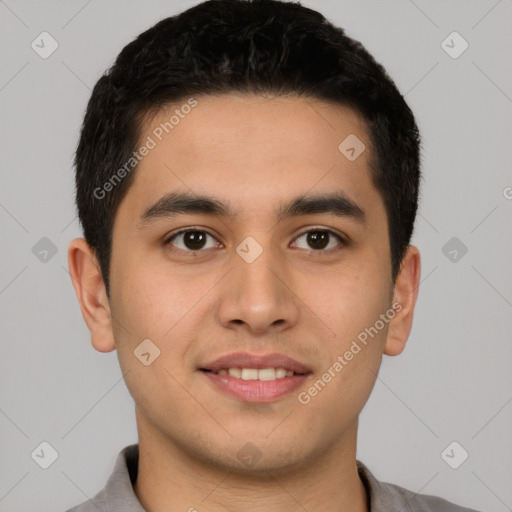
[
  {"xmin": 117, "ymin": 94, "xmax": 383, "ymax": 224},
  {"xmin": 142, "ymin": 93, "xmax": 369, "ymax": 169}
]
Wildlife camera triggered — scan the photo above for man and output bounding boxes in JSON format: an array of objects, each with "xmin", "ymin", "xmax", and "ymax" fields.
[{"xmin": 66, "ymin": 0, "xmax": 480, "ymax": 510}]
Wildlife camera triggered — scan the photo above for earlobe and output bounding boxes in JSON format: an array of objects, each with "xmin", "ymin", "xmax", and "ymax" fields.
[
  {"xmin": 384, "ymin": 245, "xmax": 421, "ymax": 357},
  {"xmin": 67, "ymin": 237, "xmax": 116, "ymax": 353}
]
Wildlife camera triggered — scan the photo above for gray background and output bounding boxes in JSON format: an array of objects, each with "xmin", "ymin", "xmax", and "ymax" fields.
[{"xmin": 1, "ymin": 0, "xmax": 511, "ymax": 511}]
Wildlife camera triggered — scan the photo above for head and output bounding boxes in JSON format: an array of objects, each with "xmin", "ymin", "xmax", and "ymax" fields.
[{"xmin": 69, "ymin": 0, "xmax": 421, "ymax": 474}]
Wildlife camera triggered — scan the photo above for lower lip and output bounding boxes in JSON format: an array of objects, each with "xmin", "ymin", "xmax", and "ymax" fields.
[{"xmin": 200, "ymin": 371, "xmax": 310, "ymax": 403}]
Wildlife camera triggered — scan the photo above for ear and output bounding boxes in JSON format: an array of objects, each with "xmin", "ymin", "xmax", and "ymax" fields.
[
  {"xmin": 67, "ymin": 237, "xmax": 116, "ymax": 353},
  {"xmin": 384, "ymin": 245, "xmax": 421, "ymax": 356}
]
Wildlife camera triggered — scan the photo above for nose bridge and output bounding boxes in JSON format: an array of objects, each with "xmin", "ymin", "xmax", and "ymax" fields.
[
  {"xmin": 216, "ymin": 235, "xmax": 299, "ymax": 333},
  {"xmin": 237, "ymin": 242, "xmax": 280, "ymax": 299}
]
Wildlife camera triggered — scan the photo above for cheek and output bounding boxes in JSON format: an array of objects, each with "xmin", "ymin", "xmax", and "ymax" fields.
[
  {"xmin": 298, "ymin": 281, "xmax": 389, "ymax": 428},
  {"xmin": 111, "ymin": 258, "xmax": 219, "ymax": 369},
  {"xmin": 302, "ymin": 262, "xmax": 390, "ymax": 343},
  {"xmin": 114, "ymin": 254, "xmax": 191, "ymax": 332},
  {"xmin": 110, "ymin": 265, "xmax": 199, "ymax": 410}
]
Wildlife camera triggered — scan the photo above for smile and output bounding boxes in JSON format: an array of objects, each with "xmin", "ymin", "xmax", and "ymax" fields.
[
  {"xmin": 203, "ymin": 367, "xmax": 296, "ymax": 380},
  {"xmin": 199, "ymin": 368, "xmax": 311, "ymax": 403}
]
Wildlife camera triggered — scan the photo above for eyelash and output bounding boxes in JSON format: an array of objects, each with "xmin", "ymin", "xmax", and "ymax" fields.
[{"xmin": 163, "ymin": 227, "xmax": 348, "ymax": 255}]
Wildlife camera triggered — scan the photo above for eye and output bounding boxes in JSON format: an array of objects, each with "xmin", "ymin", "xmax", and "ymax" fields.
[
  {"xmin": 164, "ymin": 229, "xmax": 221, "ymax": 252},
  {"xmin": 291, "ymin": 229, "xmax": 345, "ymax": 251},
  {"xmin": 164, "ymin": 227, "xmax": 347, "ymax": 254}
]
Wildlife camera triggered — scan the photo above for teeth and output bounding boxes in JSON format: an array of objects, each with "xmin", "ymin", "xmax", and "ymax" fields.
[
  {"xmin": 241, "ymin": 368, "xmax": 258, "ymax": 380},
  {"xmin": 217, "ymin": 367, "xmax": 296, "ymax": 380},
  {"xmin": 228, "ymin": 368, "xmax": 242, "ymax": 378},
  {"xmin": 258, "ymin": 368, "xmax": 276, "ymax": 381}
]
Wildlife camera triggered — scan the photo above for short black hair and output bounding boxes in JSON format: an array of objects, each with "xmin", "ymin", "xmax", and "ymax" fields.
[{"xmin": 74, "ymin": 0, "xmax": 421, "ymax": 299}]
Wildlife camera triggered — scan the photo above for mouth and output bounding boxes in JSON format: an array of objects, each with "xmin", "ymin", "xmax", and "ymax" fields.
[
  {"xmin": 200, "ymin": 367, "xmax": 303, "ymax": 380},
  {"xmin": 199, "ymin": 352, "xmax": 312, "ymax": 402}
]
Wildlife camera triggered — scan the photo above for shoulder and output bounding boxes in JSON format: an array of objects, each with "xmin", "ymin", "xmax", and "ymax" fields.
[
  {"xmin": 65, "ymin": 444, "xmax": 142, "ymax": 512},
  {"xmin": 65, "ymin": 487, "xmax": 108, "ymax": 512},
  {"xmin": 376, "ymin": 479, "xmax": 481, "ymax": 512},
  {"xmin": 65, "ymin": 489, "xmax": 106, "ymax": 512},
  {"xmin": 357, "ymin": 460, "xmax": 481, "ymax": 512}
]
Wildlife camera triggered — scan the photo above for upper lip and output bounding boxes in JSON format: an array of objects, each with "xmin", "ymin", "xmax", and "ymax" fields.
[{"xmin": 200, "ymin": 352, "xmax": 312, "ymax": 374}]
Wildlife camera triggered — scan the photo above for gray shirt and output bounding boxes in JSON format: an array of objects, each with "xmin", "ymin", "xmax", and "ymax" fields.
[{"xmin": 66, "ymin": 444, "xmax": 480, "ymax": 512}]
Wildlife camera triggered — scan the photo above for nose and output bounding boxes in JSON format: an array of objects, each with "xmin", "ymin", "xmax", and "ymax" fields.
[{"xmin": 215, "ymin": 242, "xmax": 300, "ymax": 336}]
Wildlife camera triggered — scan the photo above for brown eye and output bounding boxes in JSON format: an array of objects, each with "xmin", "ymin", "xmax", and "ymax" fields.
[
  {"xmin": 293, "ymin": 230, "xmax": 344, "ymax": 251},
  {"xmin": 306, "ymin": 231, "xmax": 329, "ymax": 250},
  {"xmin": 165, "ymin": 230, "xmax": 219, "ymax": 251}
]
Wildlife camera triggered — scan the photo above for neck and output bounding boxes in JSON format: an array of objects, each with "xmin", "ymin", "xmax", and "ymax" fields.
[{"xmin": 133, "ymin": 409, "xmax": 368, "ymax": 512}]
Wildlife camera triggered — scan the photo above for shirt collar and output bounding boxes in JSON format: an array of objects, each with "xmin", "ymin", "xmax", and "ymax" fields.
[{"xmin": 96, "ymin": 444, "xmax": 145, "ymax": 512}]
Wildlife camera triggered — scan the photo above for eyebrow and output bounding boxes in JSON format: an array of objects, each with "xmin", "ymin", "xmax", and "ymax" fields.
[{"xmin": 137, "ymin": 190, "xmax": 366, "ymax": 228}]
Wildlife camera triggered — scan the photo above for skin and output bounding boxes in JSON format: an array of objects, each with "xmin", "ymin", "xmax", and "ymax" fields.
[{"xmin": 68, "ymin": 94, "xmax": 420, "ymax": 512}]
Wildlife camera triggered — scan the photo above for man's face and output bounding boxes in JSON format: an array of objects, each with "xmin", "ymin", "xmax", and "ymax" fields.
[{"xmin": 108, "ymin": 94, "xmax": 395, "ymax": 471}]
